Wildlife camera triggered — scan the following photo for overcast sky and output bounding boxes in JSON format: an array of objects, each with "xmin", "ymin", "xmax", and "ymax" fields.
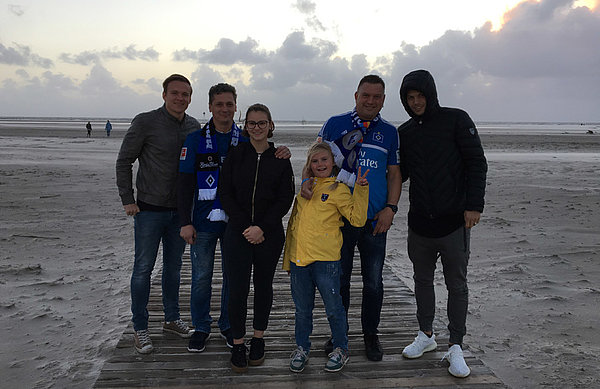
[{"xmin": 0, "ymin": 0, "xmax": 598, "ymax": 122}]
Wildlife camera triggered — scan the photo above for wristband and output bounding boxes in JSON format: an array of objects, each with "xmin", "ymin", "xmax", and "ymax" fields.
[
  {"xmin": 385, "ymin": 203, "xmax": 398, "ymax": 213},
  {"xmin": 301, "ymin": 178, "xmax": 310, "ymax": 184}
]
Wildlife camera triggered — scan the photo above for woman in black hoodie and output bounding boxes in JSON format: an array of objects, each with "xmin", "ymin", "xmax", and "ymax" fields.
[{"xmin": 218, "ymin": 103, "xmax": 295, "ymax": 373}]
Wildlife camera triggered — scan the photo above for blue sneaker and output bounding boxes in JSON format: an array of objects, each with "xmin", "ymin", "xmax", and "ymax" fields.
[
  {"xmin": 289, "ymin": 346, "xmax": 309, "ymax": 373},
  {"xmin": 325, "ymin": 347, "xmax": 349, "ymax": 372}
]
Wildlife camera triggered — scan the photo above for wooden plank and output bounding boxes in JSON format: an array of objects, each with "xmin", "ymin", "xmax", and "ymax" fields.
[{"xmin": 94, "ymin": 248, "xmax": 506, "ymax": 388}]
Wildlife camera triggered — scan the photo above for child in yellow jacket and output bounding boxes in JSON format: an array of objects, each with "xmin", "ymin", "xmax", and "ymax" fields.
[{"xmin": 283, "ymin": 142, "xmax": 368, "ymax": 373}]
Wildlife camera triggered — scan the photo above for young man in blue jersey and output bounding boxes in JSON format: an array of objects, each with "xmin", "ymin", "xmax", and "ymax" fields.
[
  {"xmin": 177, "ymin": 83, "xmax": 291, "ymax": 354},
  {"xmin": 303, "ymin": 74, "xmax": 402, "ymax": 361},
  {"xmin": 116, "ymin": 74, "xmax": 198, "ymax": 354}
]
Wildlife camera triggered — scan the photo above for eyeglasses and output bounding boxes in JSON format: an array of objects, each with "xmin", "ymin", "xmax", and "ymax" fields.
[{"xmin": 246, "ymin": 120, "xmax": 269, "ymax": 129}]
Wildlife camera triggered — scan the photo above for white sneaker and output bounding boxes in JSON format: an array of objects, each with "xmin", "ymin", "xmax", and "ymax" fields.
[
  {"xmin": 442, "ymin": 344, "xmax": 471, "ymax": 378},
  {"xmin": 402, "ymin": 330, "xmax": 437, "ymax": 359}
]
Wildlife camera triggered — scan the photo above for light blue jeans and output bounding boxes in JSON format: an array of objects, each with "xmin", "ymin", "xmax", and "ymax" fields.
[
  {"xmin": 291, "ymin": 261, "xmax": 348, "ymax": 352},
  {"xmin": 189, "ymin": 229, "xmax": 230, "ymax": 334},
  {"xmin": 131, "ymin": 210, "xmax": 186, "ymax": 331}
]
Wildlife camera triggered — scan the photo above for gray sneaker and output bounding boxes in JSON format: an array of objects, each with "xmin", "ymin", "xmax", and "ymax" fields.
[
  {"xmin": 163, "ymin": 319, "xmax": 193, "ymax": 338},
  {"xmin": 442, "ymin": 344, "xmax": 471, "ymax": 378},
  {"xmin": 134, "ymin": 329, "xmax": 153, "ymax": 354},
  {"xmin": 325, "ymin": 347, "xmax": 349, "ymax": 372},
  {"xmin": 402, "ymin": 330, "xmax": 437, "ymax": 359},
  {"xmin": 289, "ymin": 346, "xmax": 309, "ymax": 373}
]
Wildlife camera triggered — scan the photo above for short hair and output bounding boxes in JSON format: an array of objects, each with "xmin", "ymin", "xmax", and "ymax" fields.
[
  {"xmin": 162, "ymin": 74, "xmax": 192, "ymax": 95},
  {"xmin": 357, "ymin": 74, "xmax": 385, "ymax": 92},
  {"xmin": 208, "ymin": 83, "xmax": 237, "ymax": 104},
  {"xmin": 242, "ymin": 103, "xmax": 274, "ymax": 138}
]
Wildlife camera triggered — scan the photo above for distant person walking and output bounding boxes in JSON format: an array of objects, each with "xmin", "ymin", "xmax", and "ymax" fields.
[
  {"xmin": 105, "ymin": 120, "xmax": 112, "ymax": 137},
  {"xmin": 397, "ymin": 69, "xmax": 487, "ymax": 378},
  {"xmin": 116, "ymin": 74, "xmax": 199, "ymax": 354},
  {"xmin": 86, "ymin": 121, "xmax": 92, "ymax": 138}
]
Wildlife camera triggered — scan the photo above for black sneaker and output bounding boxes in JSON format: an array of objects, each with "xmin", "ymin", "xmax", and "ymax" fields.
[
  {"xmin": 364, "ymin": 333, "xmax": 383, "ymax": 361},
  {"xmin": 220, "ymin": 328, "xmax": 234, "ymax": 349},
  {"xmin": 248, "ymin": 337, "xmax": 265, "ymax": 366},
  {"xmin": 231, "ymin": 343, "xmax": 248, "ymax": 373},
  {"xmin": 323, "ymin": 337, "xmax": 334, "ymax": 356},
  {"xmin": 187, "ymin": 331, "xmax": 210, "ymax": 353}
]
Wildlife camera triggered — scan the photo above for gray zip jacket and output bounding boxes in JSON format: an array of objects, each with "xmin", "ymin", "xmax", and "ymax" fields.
[{"xmin": 116, "ymin": 105, "xmax": 200, "ymax": 208}]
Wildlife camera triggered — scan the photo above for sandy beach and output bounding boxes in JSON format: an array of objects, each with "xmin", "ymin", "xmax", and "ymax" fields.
[{"xmin": 1, "ymin": 123, "xmax": 599, "ymax": 388}]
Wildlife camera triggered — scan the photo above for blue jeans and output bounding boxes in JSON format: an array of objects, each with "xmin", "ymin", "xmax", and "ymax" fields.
[
  {"xmin": 189, "ymin": 229, "xmax": 229, "ymax": 333},
  {"xmin": 340, "ymin": 220, "xmax": 387, "ymax": 335},
  {"xmin": 291, "ymin": 261, "xmax": 348, "ymax": 352},
  {"xmin": 131, "ymin": 210, "xmax": 186, "ymax": 331}
]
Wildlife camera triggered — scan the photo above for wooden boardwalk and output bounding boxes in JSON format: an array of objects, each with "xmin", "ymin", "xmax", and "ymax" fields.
[{"xmin": 94, "ymin": 250, "xmax": 505, "ymax": 388}]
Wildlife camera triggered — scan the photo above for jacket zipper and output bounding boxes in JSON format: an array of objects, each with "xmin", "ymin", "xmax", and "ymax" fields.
[{"xmin": 251, "ymin": 153, "xmax": 262, "ymax": 223}]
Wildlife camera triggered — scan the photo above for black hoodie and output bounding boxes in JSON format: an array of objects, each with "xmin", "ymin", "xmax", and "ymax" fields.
[{"xmin": 398, "ymin": 70, "xmax": 487, "ymax": 238}]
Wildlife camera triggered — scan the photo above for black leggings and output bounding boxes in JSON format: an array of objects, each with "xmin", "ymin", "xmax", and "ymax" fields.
[{"xmin": 223, "ymin": 225, "xmax": 285, "ymax": 340}]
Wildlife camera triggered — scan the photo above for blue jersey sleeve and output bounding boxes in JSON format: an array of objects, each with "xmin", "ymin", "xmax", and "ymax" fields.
[
  {"xmin": 179, "ymin": 132, "xmax": 198, "ymax": 174},
  {"xmin": 387, "ymin": 127, "xmax": 400, "ymax": 166}
]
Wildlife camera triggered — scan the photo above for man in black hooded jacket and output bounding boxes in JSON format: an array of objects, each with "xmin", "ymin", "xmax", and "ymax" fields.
[{"xmin": 397, "ymin": 70, "xmax": 487, "ymax": 378}]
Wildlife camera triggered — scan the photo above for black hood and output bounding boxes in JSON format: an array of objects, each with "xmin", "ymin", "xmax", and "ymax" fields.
[{"xmin": 399, "ymin": 69, "xmax": 440, "ymax": 119}]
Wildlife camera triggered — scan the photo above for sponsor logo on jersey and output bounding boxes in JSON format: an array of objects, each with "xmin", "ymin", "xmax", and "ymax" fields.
[{"xmin": 358, "ymin": 150, "xmax": 378, "ymax": 169}]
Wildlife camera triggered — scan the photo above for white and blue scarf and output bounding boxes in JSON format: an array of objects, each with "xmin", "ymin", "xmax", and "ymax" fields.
[
  {"xmin": 196, "ymin": 119, "xmax": 241, "ymax": 221},
  {"xmin": 326, "ymin": 108, "xmax": 380, "ymax": 187}
]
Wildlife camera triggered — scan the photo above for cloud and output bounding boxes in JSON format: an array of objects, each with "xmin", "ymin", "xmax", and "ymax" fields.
[
  {"xmin": 0, "ymin": 0, "xmax": 598, "ymax": 122},
  {"xmin": 0, "ymin": 43, "xmax": 53, "ymax": 68},
  {"xmin": 293, "ymin": 0, "xmax": 316, "ymax": 14},
  {"xmin": 132, "ymin": 77, "xmax": 162, "ymax": 93},
  {"xmin": 15, "ymin": 69, "xmax": 29, "ymax": 78},
  {"xmin": 60, "ymin": 45, "xmax": 159, "ymax": 65},
  {"xmin": 0, "ymin": 65, "xmax": 159, "ymax": 117},
  {"xmin": 292, "ymin": 0, "xmax": 326, "ymax": 31},
  {"xmin": 102, "ymin": 45, "xmax": 159, "ymax": 61},
  {"xmin": 59, "ymin": 51, "xmax": 101, "ymax": 66},
  {"xmin": 173, "ymin": 38, "xmax": 268, "ymax": 65},
  {"xmin": 8, "ymin": 4, "xmax": 24, "ymax": 16},
  {"xmin": 389, "ymin": 0, "xmax": 600, "ymax": 121}
]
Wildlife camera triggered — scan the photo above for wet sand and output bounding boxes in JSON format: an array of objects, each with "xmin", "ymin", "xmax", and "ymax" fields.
[{"xmin": 1, "ymin": 125, "xmax": 599, "ymax": 388}]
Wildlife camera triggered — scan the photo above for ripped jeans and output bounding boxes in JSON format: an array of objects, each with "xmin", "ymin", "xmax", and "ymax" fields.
[{"xmin": 290, "ymin": 261, "xmax": 348, "ymax": 352}]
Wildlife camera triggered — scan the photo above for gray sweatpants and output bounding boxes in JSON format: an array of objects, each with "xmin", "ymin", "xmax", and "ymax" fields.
[{"xmin": 407, "ymin": 226, "xmax": 470, "ymax": 345}]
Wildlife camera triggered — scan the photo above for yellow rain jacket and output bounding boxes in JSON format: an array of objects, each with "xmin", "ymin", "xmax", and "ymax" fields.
[{"xmin": 283, "ymin": 177, "xmax": 368, "ymax": 271}]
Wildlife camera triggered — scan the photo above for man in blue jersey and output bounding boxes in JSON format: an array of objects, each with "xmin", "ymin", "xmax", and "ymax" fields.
[
  {"xmin": 304, "ymin": 74, "xmax": 402, "ymax": 361},
  {"xmin": 177, "ymin": 83, "xmax": 290, "ymax": 354}
]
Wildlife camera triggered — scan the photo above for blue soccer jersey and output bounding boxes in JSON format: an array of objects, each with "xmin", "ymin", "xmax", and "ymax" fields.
[{"xmin": 318, "ymin": 111, "xmax": 399, "ymax": 219}]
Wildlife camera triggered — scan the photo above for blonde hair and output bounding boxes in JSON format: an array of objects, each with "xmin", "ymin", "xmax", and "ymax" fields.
[{"xmin": 303, "ymin": 142, "xmax": 339, "ymax": 190}]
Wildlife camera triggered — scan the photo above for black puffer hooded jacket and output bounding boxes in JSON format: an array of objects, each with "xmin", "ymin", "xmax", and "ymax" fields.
[{"xmin": 398, "ymin": 70, "xmax": 487, "ymax": 238}]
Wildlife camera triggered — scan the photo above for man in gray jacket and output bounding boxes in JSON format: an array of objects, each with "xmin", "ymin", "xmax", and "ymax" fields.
[{"xmin": 116, "ymin": 74, "xmax": 200, "ymax": 354}]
